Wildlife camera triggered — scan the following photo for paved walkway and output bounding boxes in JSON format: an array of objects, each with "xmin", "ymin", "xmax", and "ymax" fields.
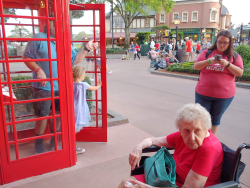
[{"xmin": 4, "ymin": 57, "xmax": 250, "ymax": 188}]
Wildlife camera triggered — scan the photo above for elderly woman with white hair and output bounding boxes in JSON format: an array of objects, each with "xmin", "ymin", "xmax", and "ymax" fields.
[{"xmin": 118, "ymin": 103, "xmax": 223, "ymax": 188}]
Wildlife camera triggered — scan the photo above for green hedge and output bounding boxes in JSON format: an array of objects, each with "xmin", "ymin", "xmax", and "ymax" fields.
[
  {"xmin": 166, "ymin": 62, "xmax": 200, "ymax": 74},
  {"xmin": 106, "ymin": 48, "xmax": 124, "ymax": 54},
  {"xmin": 9, "ymin": 74, "xmax": 93, "ymax": 111},
  {"xmin": 235, "ymin": 44, "xmax": 250, "ymax": 65},
  {"xmin": 166, "ymin": 62, "xmax": 250, "ymax": 81}
]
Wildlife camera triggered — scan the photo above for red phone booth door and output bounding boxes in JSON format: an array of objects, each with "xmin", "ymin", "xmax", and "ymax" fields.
[
  {"xmin": 70, "ymin": 4, "xmax": 107, "ymax": 142},
  {"xmin": 0, "ymin": 0, "xmax": 76, "ymax": 184}
]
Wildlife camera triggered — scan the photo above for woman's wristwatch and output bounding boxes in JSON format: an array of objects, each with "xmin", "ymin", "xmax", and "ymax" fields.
[
  {"xmin": 84, "ymin": 46, "xmax": 90, "ymax": 52},
  {"xmin": 225, "ymin": 62, "xmax": 230, "ymax": 68}
]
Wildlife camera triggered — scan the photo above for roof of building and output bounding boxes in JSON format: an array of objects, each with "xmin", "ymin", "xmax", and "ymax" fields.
[
  {"xmin": 105, "ymin": 11, "xmax": 111, "ymax": 18},
  {"xmin": 221, "ymin": 5, "xmax": 228, "ymax": 15},
  {"xmin": 228, "ymin": 29, "xmax": 239, "ymax": 37}
]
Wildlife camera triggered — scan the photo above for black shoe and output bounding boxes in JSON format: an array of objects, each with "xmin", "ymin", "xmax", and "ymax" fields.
[{"xmin": 35, "ymin": 138, "xmax": 45, "ymax": 153}]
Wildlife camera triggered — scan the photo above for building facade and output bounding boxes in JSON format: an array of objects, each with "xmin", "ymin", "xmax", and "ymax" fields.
[
  {"xmin": 155, "ymin": 0, "xmax": 231, "ymax": 44},
  {"xmin": 105, "ymin": 10, "xmax": 156, "ymax": 45}
]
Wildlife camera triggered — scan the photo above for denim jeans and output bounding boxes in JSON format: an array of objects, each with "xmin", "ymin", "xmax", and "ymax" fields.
[{"xmin": 195, "ymin": 91, "xmax": 234, "ymax": 126}]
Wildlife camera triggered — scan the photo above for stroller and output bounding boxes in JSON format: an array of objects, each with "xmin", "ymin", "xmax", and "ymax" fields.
[{"xmin": 122, "ymin": 49, "xmax": 130, "ymax": 60}]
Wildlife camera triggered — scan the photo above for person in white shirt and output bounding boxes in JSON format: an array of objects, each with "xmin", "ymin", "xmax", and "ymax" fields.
[{"xmin": 150, "ymin": 39, "xmax": 155, "ymax": 50}]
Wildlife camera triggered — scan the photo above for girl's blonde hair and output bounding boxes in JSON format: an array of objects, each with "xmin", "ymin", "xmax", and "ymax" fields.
[{"xmin": 73, "ymin": 66, "xmax": 85, "ymax": 80}]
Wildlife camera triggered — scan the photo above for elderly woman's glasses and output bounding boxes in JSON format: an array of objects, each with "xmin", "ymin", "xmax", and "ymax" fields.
[{"xmin": 217, "ymin": 41, "xmax": 230, "ymax": 45}]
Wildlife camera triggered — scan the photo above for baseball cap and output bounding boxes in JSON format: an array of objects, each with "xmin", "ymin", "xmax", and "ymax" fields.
[{"xmin": 185, "ymin": 37, "xmax": 189, "ymax": 40}]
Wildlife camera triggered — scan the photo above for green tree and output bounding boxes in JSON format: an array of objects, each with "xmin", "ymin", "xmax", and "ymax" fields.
[
  {"xmin": 73, "ymin": 31, "xmax": 90, "ymax": 40},
  {"xmin": 7, "ymin": 25, "xmax": 34, "ymax": 38},
  {"xmin": 94, "ymin": 0, "xmax": 174, "ymax": 48},
  {"xmin": 151, "ymin": 25, "xmax": 171, "ymax": 40}
]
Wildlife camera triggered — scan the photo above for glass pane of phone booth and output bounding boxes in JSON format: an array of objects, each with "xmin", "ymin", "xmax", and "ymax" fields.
[
  {"xmin": 0, "ymin": 0, "xmax": 73, "ymax": 184},
  {"xmin": 70, "ymin": 4, "xmax": 107, "ymax": 142}
]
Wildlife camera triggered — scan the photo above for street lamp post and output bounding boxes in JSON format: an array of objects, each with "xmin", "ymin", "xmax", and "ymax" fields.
[
  {"xmin": 202, "ymin": 28, "xmax": 206, "ymax": 41},
  {"xmin": 237, "ymin": 31, "xmax": 240, "ymax": 44},
  {"xmin": 239, "ymin": 23, "xmax": 243, "ymax": 44},
  {"xmin": 173, "ymin": 15, "xmax": 181, "ymax": 49}
]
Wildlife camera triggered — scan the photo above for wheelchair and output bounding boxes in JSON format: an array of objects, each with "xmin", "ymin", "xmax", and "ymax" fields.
[{"xmin": 131, "ymin": 142, "xmax": 250, "ymax": 188}]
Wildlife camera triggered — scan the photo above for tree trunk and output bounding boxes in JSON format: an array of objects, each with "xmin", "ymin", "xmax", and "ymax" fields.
[{"xmin": 125, "ymin": 26, "xmax": 130, "ymax": 49}]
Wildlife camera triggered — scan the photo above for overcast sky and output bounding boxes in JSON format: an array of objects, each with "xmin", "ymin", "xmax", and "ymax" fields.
[
  {"xmin": 222, "ymin": 0, "xmax": 249, "ymax": 26},
  {"xmin": 104, "ymin": 0, "xmax": 249, "ymax": 26}
]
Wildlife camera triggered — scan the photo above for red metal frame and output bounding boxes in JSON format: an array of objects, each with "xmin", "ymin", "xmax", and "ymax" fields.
[
  {"xmin": 0, "ymin": 0, "xmax": 84, "ymax": 184},
  {"xmin": 70, "ymin": 4, "xmax": 107, "ymax": 142}
]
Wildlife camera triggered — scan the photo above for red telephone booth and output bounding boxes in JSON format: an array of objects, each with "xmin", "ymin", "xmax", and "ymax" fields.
[{"xmin": 0, "ymin": 0, "xmax": 107, "ymax": 184}]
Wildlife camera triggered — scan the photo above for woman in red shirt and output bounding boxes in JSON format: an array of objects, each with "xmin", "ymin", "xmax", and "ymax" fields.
[
  {"xmin": 196, "ymin": 41, "xmax": 201, "ymax": 54},
  {"xmin": 194, "ymin": 30, "xmax": 244, "ymax": 134},
  {"xmin": 154, "ymin": 41, "xmax": 160, "ymax": 52},
  {"xmin": 134, "ymin": 43, "xmax": 140, "ymax": 60},
  {"xmin": 118, "ymin": 103, "xmax": 223, "ymax": 188}
]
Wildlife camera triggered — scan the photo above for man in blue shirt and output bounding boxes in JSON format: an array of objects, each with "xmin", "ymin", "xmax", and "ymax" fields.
[
  {"xmin": 23, "ymin": 21, "xmax": 98, "ymax": 153},
  {"xmin": 129, "ymin": 41, "xmax": 135, "ymax": 59}
]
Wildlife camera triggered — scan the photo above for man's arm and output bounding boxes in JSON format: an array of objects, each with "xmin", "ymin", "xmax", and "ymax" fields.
[
  {"xmin": 73, "ymin": 47, "xmax": 88, "ymax": 65},
  {"xmin": 73, "ymin": 40, "xmax": 98, "ymax": 65},
  {"xmin": 23, "ymin": 56, "xmax": 47, "ymax": 87}
]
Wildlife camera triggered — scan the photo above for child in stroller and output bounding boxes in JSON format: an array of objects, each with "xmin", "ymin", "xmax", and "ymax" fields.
[{"xmin": 122, "ymin": 49, "xmax": 130, "ymax": 60}]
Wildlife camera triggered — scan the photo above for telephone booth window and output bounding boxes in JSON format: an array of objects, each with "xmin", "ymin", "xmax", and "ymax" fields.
[{"xmin": 0, "ymin": 1, "xmax": 107, "ymax": 184}]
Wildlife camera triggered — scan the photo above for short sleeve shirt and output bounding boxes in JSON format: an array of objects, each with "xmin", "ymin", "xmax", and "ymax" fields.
[
  {"xmin": 73, "ymin": 82, "xmax": 90, "ymax": 125},
  {"xmin": 167, "ymin": 131, "xmax": 223, "ymax": 187},
  {"xmin": 130, "ymin": 44, "xmax": 135, "ymax": 51},
  {"xmin": 195, "ymin": 49, "xmax": 244, "ymax": 98},
  {"xmin": 154, "ymin": 43, "xmax": 160, "ymax": 50},
  {"xmin": 23, "ymin": 32, "xmax": 77, "ymax": 91},
  {"xmin": 185, "ymin": 40, "xmax": 191, "ymax": 52}
]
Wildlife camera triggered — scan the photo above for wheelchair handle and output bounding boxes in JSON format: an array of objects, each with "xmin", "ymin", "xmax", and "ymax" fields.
[{"xmin": 231, "ymin": 143, "xmax": 250, "ymax": 181}]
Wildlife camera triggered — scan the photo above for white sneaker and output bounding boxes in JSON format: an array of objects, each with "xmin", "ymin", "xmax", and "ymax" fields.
[
  {"xmin": 90, "ymin": 78, "xmax": 94, "ymax": 82},
  {"xmin": 107, "ymin": 71, "xmax": 112, "ymax": 75},
  {"xmin": 194, "ymin": 54, "xmax": 197, "ymax": 56}
]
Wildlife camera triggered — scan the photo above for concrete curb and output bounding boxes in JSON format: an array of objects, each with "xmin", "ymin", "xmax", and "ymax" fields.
[
  {"xmin": 150, "ymin": 69, "xmax": 250, "ymax": 89},
  {"xmin": 89, "ymin": 108, "xmax": 129, "ymax": 127}
]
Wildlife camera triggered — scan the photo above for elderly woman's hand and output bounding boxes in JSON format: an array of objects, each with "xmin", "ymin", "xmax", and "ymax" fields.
[
  {"xmin": 129, "ymin": 145, "xmax": 142, "ymax": 170},
  {"xmin": 124, "ymin": 179, "xmax": 151, "ymax": 188}
]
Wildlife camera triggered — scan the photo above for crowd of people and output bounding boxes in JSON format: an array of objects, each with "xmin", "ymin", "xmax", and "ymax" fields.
[{"xmin": 119, "ymin": 30, "xmax": 244, "ymax": 188}]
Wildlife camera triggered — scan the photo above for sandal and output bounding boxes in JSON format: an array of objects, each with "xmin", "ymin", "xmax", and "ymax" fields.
[{"xmin": 76, "ymin": 146, "xmax": 85, "ymax": 154}]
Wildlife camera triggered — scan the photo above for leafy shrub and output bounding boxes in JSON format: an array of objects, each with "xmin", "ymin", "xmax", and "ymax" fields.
[
  {"xmin": 11, "ymin": 75, "xmax": 33, "ymax": 112},
  {"xmin": 10, "ymin": 75, "xmax": 94, "ymax": 112},
  {"xmin": 106, "ymin": 48, "xmax": 124, "ymax": 54},
  {"xmin": 235, "ymin": 44, "xmax": 250, "ymax": 65},
  {"xmin": 166, "ymin": 63, "xmax": 200, "ymax": 74}
]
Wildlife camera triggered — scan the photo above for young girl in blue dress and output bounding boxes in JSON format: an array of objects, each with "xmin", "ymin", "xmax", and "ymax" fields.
[{"xmin": 73, "ymin": 66, "xmax": 102, "ymax": 154}]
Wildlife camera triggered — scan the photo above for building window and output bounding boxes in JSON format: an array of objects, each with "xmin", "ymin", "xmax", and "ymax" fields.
[
  {"xmin": 210, "ymin": 8, "xmax": 218, "ymax": 22},
  {"xmin": 172, "ymin": 12, "xmax": 179, "ymax": 23},
  {"xmin": 182, "ymin": 12, "xmax": 188, "ymax": 22},
  {"xmin": 113, "ymin": 20, "xmax": 116, "ymax": 28},
  {"xmin": 137, "ymin": 19, "xmax": 140, "ymax": 28},
  {"xmin": 117, "ymin": 17, "xmax": 121, "ymax": 28},
  {"xmin": 141, "ymin": 19, "xmax": 145, "ymax": 28},
  {"xmin": 191, "ymin": 11, "xmax": 198, "ymax": 22},
  {"xmin": 150, "ymin": 18, "xmax": 154, "ymax": 27},
  {"xmin": 122, "ymin": 19, "xmax": 125, "ymax": 28},
  {"xmin": 133, "ymin": 19, "xmax": 136, "ymax": 28},
  {"xmin": 160, "ymin": 14, "xmax": 165, "ymax": 23},
  {"xmin": 145, "ymin": 18, "xmax": 150, "ymax": 27}
]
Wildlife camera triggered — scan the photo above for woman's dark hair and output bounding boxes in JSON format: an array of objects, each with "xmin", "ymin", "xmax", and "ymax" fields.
[{"xmin": 208, "ymin": 30, "xmax": 234, "ymax": 61}]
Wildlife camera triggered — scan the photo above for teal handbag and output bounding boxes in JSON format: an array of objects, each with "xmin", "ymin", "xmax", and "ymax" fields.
[{"xmin": 144, "ymin": 146, "xmax": 177, "ymax": 187}]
